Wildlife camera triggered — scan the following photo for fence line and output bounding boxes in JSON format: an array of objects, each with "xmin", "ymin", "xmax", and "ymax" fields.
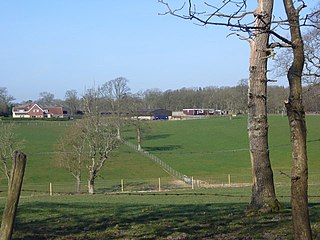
[
  {"xmin": 1, "ymin": 175, "xmax": 320, "ymax": 197},
  {"xmin": 124, "ymin": 141, "xmax": 190, "ymax": 182},
  {"xmin": 0, "ymin": 121, "xmax": 71, "ymax": 127},
  {"xmin": 0, "ymin": 177, "xmax": 244, "ymax": 196}
]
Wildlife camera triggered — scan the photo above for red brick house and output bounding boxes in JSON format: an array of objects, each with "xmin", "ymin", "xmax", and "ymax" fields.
[
  {"xmin": 44, "ymin": 107, "xmax": 64, "ymax": 118},
  {"xmin": 12, "ymin": 104, "xmax": 64, "ymax": 118}
]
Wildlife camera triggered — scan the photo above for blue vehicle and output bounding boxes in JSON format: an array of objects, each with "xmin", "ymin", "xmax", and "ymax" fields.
[{"xmin": 153, "ymin": 115, "xmax": 169, "ymax": 120}]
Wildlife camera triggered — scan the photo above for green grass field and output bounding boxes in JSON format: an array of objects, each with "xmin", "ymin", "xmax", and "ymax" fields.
[
  {"xmin": 129, "ymin": 115, "xmax": 320, "ymax": 185},
  {"xmin": 1, "ymin": 115, "xmax": 319, "ymax": 190},
  {"xmin": 0, "ymin": 189, "xmax": 320, "ymax": 239},
  {"xmin": 0, "ymin": 116, "xmax": 320, "ymax": 239}
]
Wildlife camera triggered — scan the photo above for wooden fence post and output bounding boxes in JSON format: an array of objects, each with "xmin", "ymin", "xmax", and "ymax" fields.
[
  {"xmin": 191, "ymin": 176, "xmax": 194, "ymax": 190},
  {"xmin": 49, "ymin": 182, "xmax": 53, "ymax": 196},
  {"xmin": 0, "ymin": 151, "xmax": 27, "ymax": 240},
  {"xmin": 158, "ymin": 178, "xmax": 161, "ymax": 192},
  {"xmin": 121, "ymin": 179, "xmax": 124, "ymax": 192}
]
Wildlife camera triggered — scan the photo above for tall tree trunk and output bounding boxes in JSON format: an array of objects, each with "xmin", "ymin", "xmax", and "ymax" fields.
[
  {"xmin": 76, "ymin": 175, "xmax": 81, "ymax": 193},
  {"xmin": 0, "ymin": 151, "xmax": 27, "ymax": 240},
  {"xmin": 283, "ymin": 0, "xmax": 312, "ymax": 238},
  {"xmin": 247, "ymin": 0, "xmax": 280, "ymax": 212},
  {"xmin": 88, "ymin": 171, "xmax": 95, "ymax": 194},
  {"xmin": 117, "ymin": 126, "xmax": 121, "ymax": 140},
  {"xmin": 137, "ymin": 125, "xmax": 142, "ymax": 151}
]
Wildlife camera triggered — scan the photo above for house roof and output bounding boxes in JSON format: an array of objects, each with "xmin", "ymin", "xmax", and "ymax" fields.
[
  {"xmin": 12, "ymin": 103, "xmax": 44, "ymax": 113},
  {"xmin": 12, "ymin": 104, "xmax": 63, "ymax": 115},
  {"xmin": 45, "ymin": 106, "xmax": 63, "ymax": 115},
  {"xmin": 27, "ymin": 104, "xmax": 44, "ymax": 113}
]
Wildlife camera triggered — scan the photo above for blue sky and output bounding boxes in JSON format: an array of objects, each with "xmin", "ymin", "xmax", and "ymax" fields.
[{"xmin": 0, "ymin": 1, "xmax": 315, "ymax": 102}]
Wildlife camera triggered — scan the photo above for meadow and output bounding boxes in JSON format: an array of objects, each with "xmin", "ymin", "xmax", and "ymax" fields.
[
  {"xmin": 0, "ymin": 115, "xmax": 320, "ymax": 239},
  {"xmin": 127, "ymin": 115, "xmax": 320, "ymax": 186}
]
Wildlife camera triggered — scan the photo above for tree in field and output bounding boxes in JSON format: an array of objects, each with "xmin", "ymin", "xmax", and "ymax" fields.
[
  {"xmin": 282, "ymin": 0, "xmax": 313, "ymax": 238},
  {"xmin": 126, "ymin": 93, "xmax": 151, "ymax": 151},
  {"xmin": 160, "ymin": 0, "xmax": 315, "ymax": 236},
  {"xmin": 269, "ymin": 1, "xmax": 316, "ymax": 237},
  {"xmin": 82, "ymin": 87, "xmax": 120, "ymax": 194},
  {"xmin": 101, "ymin": 77, "xmax": 131, "ymax": 140},
  {"xmin": 0, "ymin": 87, "xmax": 15, "ymax": 117},
  {"xmin": 64, "ymin": 89, "xmax": 80, "ymax": 117},
  {"xmin": 55, "ymin": 122, "xmax": 86, "ymax": 193},
  {"xmin": 159, "ymin": 0, "xmax": 280, "ymax": 212},
  {"xmin": 0, "ymin": 123, "xmax": 24, "ymax": 184}
]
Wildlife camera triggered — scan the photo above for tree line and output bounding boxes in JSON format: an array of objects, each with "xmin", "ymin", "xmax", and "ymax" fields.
[{"xmin": 1, "ymin": 82, "xmax": 320, "ymax": 118}]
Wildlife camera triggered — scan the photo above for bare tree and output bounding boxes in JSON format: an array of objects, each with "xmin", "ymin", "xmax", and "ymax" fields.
[
  {"xmin": 126, "ymin": 93, "xmax": 151, "ymax": 151},
  {"xmin": 233, "ymin": 79, "xmax": 248, "ymax": 114},
  {"xmin": 143, "ymin": 89, "xmax": 163, "ymax": 109},
  {"xmin": 55, "ymin": 122, "xmax": 86, "ymax": 193},
  {"xmin": 64, "ymin": 89, "xmax": 80, "ymax": 117},
  {"xmin": 303, "ymin": 84, "xmax": 320, "ymax": 113},
  {"xmin": 267, "ymin": 86, "xmax": 288, "ymax": 114},
  {"xmin": 283, "ymin": 0, "xmax": 313, "ymax": 238},
  {"xmin": 101, "ymin": 77, "xmax": 131, "ymax": 140},
  {"xmin": 0, "ymin": 123, "xmax": 24, "ymax": 184},
  {"xmin": 0, "ymin": 87, "xmax": 15, "ymax": 117},
  {"xmin": 160, "ymin": 0, "xmax": 315, "ymax": 234},
  {"xmin": 82, "ymin": 87, "xmax": 120, "ymax": 194},
  {"xmin": 299, "ymin": 3, "xmax": 319, "ymax": 84},
  {"xmin": 159, "ymin": 0, "xmax": 280, "ymax": 212},
  {"xmin": 273, "ymin": 4, "xmax": 319, "ymax": 84},
  {"xmin": 0, "ymin": 151, "xmax": 27, "ymax": 240},
  {"xmin": 38, "ymin": 91, "xmax": 55, "ymax": 106},
  {"xmin": 303, "ymin": 28, "xmax": 320, "ymax": 83}
]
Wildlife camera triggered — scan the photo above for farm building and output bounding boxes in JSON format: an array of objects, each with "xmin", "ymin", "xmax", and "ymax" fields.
[
  {"xmin": 182, "ymin": 108, "xmax": 228, "ymax": 116},
  {"xmin": 135, "ymin": 109, "xmax": 172, "ymax": 120},
  {"xmin": 12, "ymin": 103, "xmax": 65, "ymax": 118}
]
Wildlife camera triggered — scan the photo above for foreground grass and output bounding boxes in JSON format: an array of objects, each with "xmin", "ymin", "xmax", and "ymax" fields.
[{"xmin": 1, "ymin": 188, "xmax": 320, "ymax": 239}]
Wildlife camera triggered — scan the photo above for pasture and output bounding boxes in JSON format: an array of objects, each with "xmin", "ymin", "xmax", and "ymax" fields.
[
  {"xmin": 0, "ymin": 188, "xmax": 320, "ymax": 239},
  {"xmin": 127, "ymin": 115, "xmax": 320, "ymax": 186},
  {"xmin": 0, "ymin": 115, "xmax": 320, "ymax": 239}
]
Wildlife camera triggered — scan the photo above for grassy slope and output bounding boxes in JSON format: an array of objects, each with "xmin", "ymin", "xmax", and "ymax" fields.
[
  {"xmin": 0, "ymin": 116, "xmax": 320, "ymax": 239},
  {"xmin": 139, "ymin": 116, "xmax": 250, "ymax": 179},
  {"xmin": 1, "ymin": 122, "xmax": 170, "ymax": 187},
  {"xmin": 3, "ymin": 115, "xmax": 319, "ymax": 186},
  {"xmin": 137, "ymin": 115, "xmax": 320, "ymax": 184}
]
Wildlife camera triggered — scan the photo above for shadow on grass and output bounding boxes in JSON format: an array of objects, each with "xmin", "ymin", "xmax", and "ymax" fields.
[
  {"xmin": 144, "ymin": 134, "xmax": 172, "ymax": 141},
  {"xmin": 143, "ymin": 145, "xmax": 182, "ymax": 152},
  {"xmin": 9, "ymin": 198, "xmax": 310, "ymax": 240}
]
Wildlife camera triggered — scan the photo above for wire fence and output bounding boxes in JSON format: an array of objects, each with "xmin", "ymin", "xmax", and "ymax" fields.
[
  {"xmin": 0, "ymin": 120, "xmax": 72, "ymax": 126},
  {"xmin": 0, "ymin": 177, "xmax": 192, "ymax": 197},
  {"xmin": 124, "ymin": 141, "xmax": 189, "ymax": 181},
  {"xmin": 1, "ymin": 173, "xmax": 320, "ymax": 198}
]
